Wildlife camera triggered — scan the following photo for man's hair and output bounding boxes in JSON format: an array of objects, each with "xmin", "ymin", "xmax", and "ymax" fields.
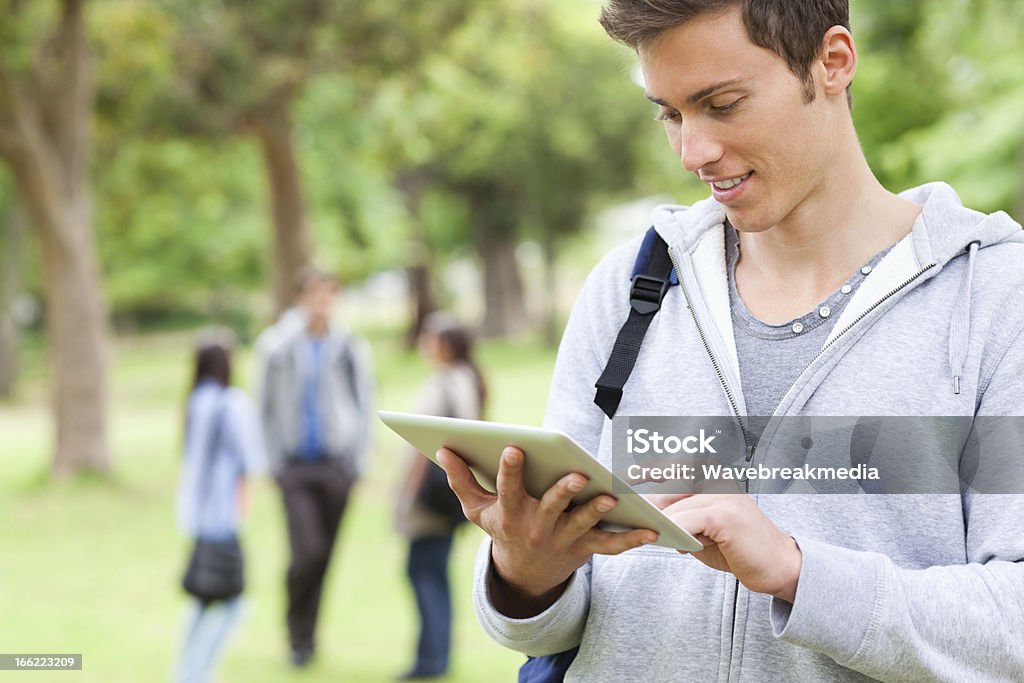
[
  {"xmin": 293, "ymin": 265, "xmax": 339, "ymax": 298},
  {"xmin": 599, "ymin": 0, "xmax": 850, "ymax": 103}
]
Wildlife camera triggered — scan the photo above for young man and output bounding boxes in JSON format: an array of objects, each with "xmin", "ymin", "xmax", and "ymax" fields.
[
  {"xmin": 257, "ymin": 267, "xmax": 374, "ymax": 667},
  {"xmin": 438, "ymin": 1, "xmax": 1024, "ymax": 680}
]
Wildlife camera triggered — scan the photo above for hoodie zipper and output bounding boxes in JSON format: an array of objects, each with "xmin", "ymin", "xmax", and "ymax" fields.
[
  {"xmin": 810, "ymin": 263, "xmax": 937, "ymax": 363},
  {"xmin": 669, "ymin": 245, "xmax": 748, "ymax": 683},
  {"xmin": 668, "ymin": 247, "xmax": 756, "ymax": 467},
  {"xmin": 668, "ymin": 244, "xmax": 936, "ymax": 683},
  {"xmin": 767, "ymin": 262, "xmax": 940, "ymax": 425}
]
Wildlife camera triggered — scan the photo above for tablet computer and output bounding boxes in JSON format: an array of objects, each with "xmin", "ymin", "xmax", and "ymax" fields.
[{"xmin": 379, "ymin": 410, "xmax": 703, "ymax": 552}]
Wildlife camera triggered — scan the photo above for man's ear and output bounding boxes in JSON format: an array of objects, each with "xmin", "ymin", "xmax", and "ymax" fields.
[{"xmin": 818, "ymin": 26, "xmax": 857, "ymax": 97}]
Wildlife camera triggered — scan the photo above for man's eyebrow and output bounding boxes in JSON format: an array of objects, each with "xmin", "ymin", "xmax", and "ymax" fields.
[{"xmin": 645, "ymin": 78, "xmax": 746, "ymax": 107}]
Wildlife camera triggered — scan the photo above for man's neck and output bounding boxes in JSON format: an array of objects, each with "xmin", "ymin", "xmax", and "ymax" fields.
[
  {"xmin": 306, "ymin": 318, "xmax": 329, "ymax": 338},
  {"xmin": 734, "ymin": 157, "xmax": 922, "ymax": 324}
]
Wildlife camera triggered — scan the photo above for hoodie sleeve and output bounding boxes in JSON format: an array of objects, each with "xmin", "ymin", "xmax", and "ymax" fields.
[
  {"xmin": 256, "ymin": 344, "xmax": 288, "ymax": 475},
  {"xmin": 472, "ymin": 244, "xmax": 634, "ymax": 654},
  {"xmin": 472, "ymin": 538, "xmax": 593, "ymax": 656},
  {"xmin": 348, "ymin": 335, "xmax": 376, "ymax": 473},
  {"xmin": 769, "ymin": 321, "xmax": 1024, "ymax": 681}
]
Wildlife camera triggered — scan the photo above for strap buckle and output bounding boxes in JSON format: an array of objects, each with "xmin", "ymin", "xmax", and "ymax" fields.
[{"xmin": 630, "ymin": 274, "xmax": 669, "ymax": 315}]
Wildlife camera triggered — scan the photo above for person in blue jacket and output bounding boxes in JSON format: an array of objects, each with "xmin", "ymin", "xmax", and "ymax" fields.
[{"xmin": 174, "ymin": 328, "xmax": 265, "ymax": 683}]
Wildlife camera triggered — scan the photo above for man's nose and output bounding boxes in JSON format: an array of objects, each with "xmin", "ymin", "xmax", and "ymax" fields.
[{"xmin": 679, "ymin": 120, "xmax": 723, "ymax": 173}]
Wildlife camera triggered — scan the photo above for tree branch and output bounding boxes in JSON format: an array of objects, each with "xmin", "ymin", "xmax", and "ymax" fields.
[
  {"xmin": 231, "ymin": 76, "xmax": 303, "ymax": 136},
  {"xmin": 0, "ymin": 63, "xmax": 17, "ymax": 117},
  {"xmin": 62, "ymin": 0, "xmax": 92, "ymax": 110},
  {"xmin": 31, "ymin": 0, "xmax": 93, "ymax": 194},
  {"xmin": 0, "ymin": 120, "xmax": 17, "ymax": 160},
  {"xmin": 0, "ymin": 64, "xmax": 28, "ymax": 161}
]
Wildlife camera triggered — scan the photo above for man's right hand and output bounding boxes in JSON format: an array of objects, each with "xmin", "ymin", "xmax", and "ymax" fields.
[{"xmin": 437, "ymin": 446, "xmax": 658, "ymax": 618}]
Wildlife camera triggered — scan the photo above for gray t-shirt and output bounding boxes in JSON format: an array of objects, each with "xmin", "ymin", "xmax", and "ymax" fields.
[{"xmin": 726, "ymin": 225, "xmax": 892, "ymax": 438}]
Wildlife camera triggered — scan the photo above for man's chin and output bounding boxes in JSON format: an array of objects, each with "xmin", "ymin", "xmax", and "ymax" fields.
[{"xmin": 723, "ymin": 209, "xmax": 773, "ymax": 234}]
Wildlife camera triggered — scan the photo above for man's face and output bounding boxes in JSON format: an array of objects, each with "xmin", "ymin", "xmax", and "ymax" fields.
[
  {"xmin": 639, "ymin": 8, "xmax": 838, "ymax": 233},
  {"xmin": 300, "ymin": 279, "xmax": 338, "ymax": 322}
]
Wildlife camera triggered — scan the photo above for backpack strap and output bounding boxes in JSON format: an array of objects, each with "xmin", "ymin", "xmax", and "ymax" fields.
[
  {"xmin": 196, "ymin": 390, "xmax": 229, "ymax": 534},
  {"xmin": 593, "ymin": 227, "xmax": 677, "ymax": 419}
]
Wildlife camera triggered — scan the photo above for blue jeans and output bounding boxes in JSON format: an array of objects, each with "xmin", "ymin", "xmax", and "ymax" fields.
[
  {"xmin": 407, "ymin": 534, "xmax": 454, "ymax": 676},
  {"xmin": 174, "ymin": 596, "xmax": 244, "ymax": 683}
]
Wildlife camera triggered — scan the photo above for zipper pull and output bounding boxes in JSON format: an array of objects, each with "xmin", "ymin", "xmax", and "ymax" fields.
[{"xmin": 737, "ymin": 444, "xmax": 756, "ymax": 486}]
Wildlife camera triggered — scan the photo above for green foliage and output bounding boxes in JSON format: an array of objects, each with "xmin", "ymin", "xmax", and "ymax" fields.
[
  {"xmin": 369, "ymin": 0, "xmax": 667, "ymax": 260},
  {"xmin": 91, "ymin": 1, "xmax": 179, "ymax": 137},
  {"xmin": 54, "ymin": 0, "xmax": 1024, "ymax": 326},
  {"xmin": 853, "ymin": 0, "xmax": 1024, "ymax": 213},
  {"xmin": 94, "ymin": 136, "xmax": 266, "ymax": 321},
  {"xmin": 0, "ymin": 0, "xmax": 58, "ymax": 73},
  {"xmin": 292, "ymin": 75, "xmax": 413, "ymax": 282}
]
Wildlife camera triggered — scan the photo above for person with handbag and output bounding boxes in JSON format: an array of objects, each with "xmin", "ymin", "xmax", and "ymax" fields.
[
  {"xmin": 394, "ymin": 312, "xmax": 487, "ymax": 681},
  {"xmin": 175, "ymin": 328, "xmax": 265, "ymax": 683}
]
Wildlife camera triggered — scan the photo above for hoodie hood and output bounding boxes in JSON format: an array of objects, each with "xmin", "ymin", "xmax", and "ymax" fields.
[
  {"xmin": 648, "ymin": 181, "xmax": 1023, "ymax": 396},
  {"xmin": 651, "ymin": 181, "xmax": 1022, "ymax": 265},
  {"xmin": 900, "ymin": 182, "xmax": 1024, "ymax": 264}
]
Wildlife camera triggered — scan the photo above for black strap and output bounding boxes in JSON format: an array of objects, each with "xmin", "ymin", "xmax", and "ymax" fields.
[
  {"xmin": 197, "ymin": 391, "xmax": 228, "ymax": 525},
  {"xmin": 593, "ymin": 228, "xmax": 675, "ymax": 419}
]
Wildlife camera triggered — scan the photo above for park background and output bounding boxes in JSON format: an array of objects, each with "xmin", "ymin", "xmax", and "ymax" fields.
[{"xmin": 0, "ymin": 0, "xmax": 1021, "ymax": 681}]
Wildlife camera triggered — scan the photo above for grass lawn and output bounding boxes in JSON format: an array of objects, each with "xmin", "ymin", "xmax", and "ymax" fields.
[{"xmin": 0, "ymin": 326, "xmax": 559, "ymax": 682}]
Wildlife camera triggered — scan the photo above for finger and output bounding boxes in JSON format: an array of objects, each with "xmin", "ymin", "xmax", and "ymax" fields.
[
  {"xmin": 576, "ymin": 527, "xmax": 658, "ymax": 556},
  {"xmin": 558, "ymin": 494, "xmax": 620, "ymax": 541},
  {"xmin": 661, "ymin": 493, "xmax": 718, "ymax": 517},
  {"xmin": 536, "ymin": 472, "xmax": 589, "ymax": 526},
  {"xmin": 699, "ymin": 478, "xmax": 746, "ymax": 495},
  {"xmin": 665, "ymin": 507, "xmax": 715, "ymax": 544},
  {"xmin": 494, "ymin": 446, "xmax": 529, "ymax": 512},
  {"xmin": 436, "ymin": 448, "xmax": 496, "ymax": 512},
  {"xmin": 644, "ymin": 492, "xmax": 695, "ymax": 510}
]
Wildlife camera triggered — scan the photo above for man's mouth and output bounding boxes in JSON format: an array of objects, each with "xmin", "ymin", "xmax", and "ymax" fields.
[{"xmin": 711, "ymin": 172, "xmax": 753, "ymax": 190}]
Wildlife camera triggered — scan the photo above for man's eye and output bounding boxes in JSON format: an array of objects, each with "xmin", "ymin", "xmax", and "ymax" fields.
[
  {"xmin": 655, "ymin": 109, "xmax": 680, "ymax": 122},
  {"xmin": 709, "ymin": 98, "xmax": 742, "ymax": 114}
]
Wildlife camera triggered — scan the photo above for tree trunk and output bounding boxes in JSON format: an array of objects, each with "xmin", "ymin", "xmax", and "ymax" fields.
[
  {"xmin": 478, "ymin": 233, "xmax": 527, "ymax": 337},
  {"xmin": 540, "ymin": 221, "xmax": 559, "ymax": 347},
  {"xmin": 28, "ymin": 179, "xmax": 111, "ymax": 476},
  {"xmin": 469, "ymin": 188, "xmax": 527, "ymax": 337},
  {"xmin": 406, "ymin": 262, "xmax": 437, "ymax": 346},
  {"xmin": 0, "ymin": 199, "xmax": 24, "ymax": 399},
  {"xmin": 249, "ymin": 99, "xmax": 313, "ymax": 318},
  {"xmin": 8, "ymin": 132, "xmax": 112, "ymax": 477},
  {"xmin": 0, "ymin": 0, "xmax": 111, "ymax": 476},
  {"xmin": 396, "ymin": 169, "xmax": 437, "ymax": 348}
]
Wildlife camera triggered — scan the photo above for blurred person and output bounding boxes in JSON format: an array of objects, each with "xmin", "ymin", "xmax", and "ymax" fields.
[
  {"xmin": 256, "ymin": 267, "xmax": 375, "ymax": 668},
  {"xmin": 175, "ymin": 328, "xmax": 265, "ymax": 683},
  {"xmin": 394, "ymin": 312, "xmax": 487, "ymax": 680},
  {"xmin": 436, "ymin": 1, "xmax": 1024, "ymax": 681}
]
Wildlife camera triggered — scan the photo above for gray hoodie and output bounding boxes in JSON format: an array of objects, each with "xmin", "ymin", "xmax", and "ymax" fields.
[
  {"xmin": 473, "ymin": 183, "xmax": 1024, "ymax": 682},
  {"xmin": 257, "ymin": 318, "xmax": 375, "ymax": 475}
]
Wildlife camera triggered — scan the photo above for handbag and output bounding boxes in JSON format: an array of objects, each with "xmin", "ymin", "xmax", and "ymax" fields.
[
  {"xmin": 414, "ymin": 375, "xmax": 467, "ymax": 523},
  {"xmin": 182, "ymin": 537, "xmax": 244, "ymax": 603},
  {"xmin": 181, "ymin": 391, "xmax": 245, "ymax": 602},
  {"xmin": 416, "ymin": 463, "xmax": 466, "ymax": 522}
]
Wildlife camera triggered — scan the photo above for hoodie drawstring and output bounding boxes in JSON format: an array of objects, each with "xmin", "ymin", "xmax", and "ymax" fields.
[{"xmin": 949, "ymin": 240, "xmax": 980, "ymax": 395}]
